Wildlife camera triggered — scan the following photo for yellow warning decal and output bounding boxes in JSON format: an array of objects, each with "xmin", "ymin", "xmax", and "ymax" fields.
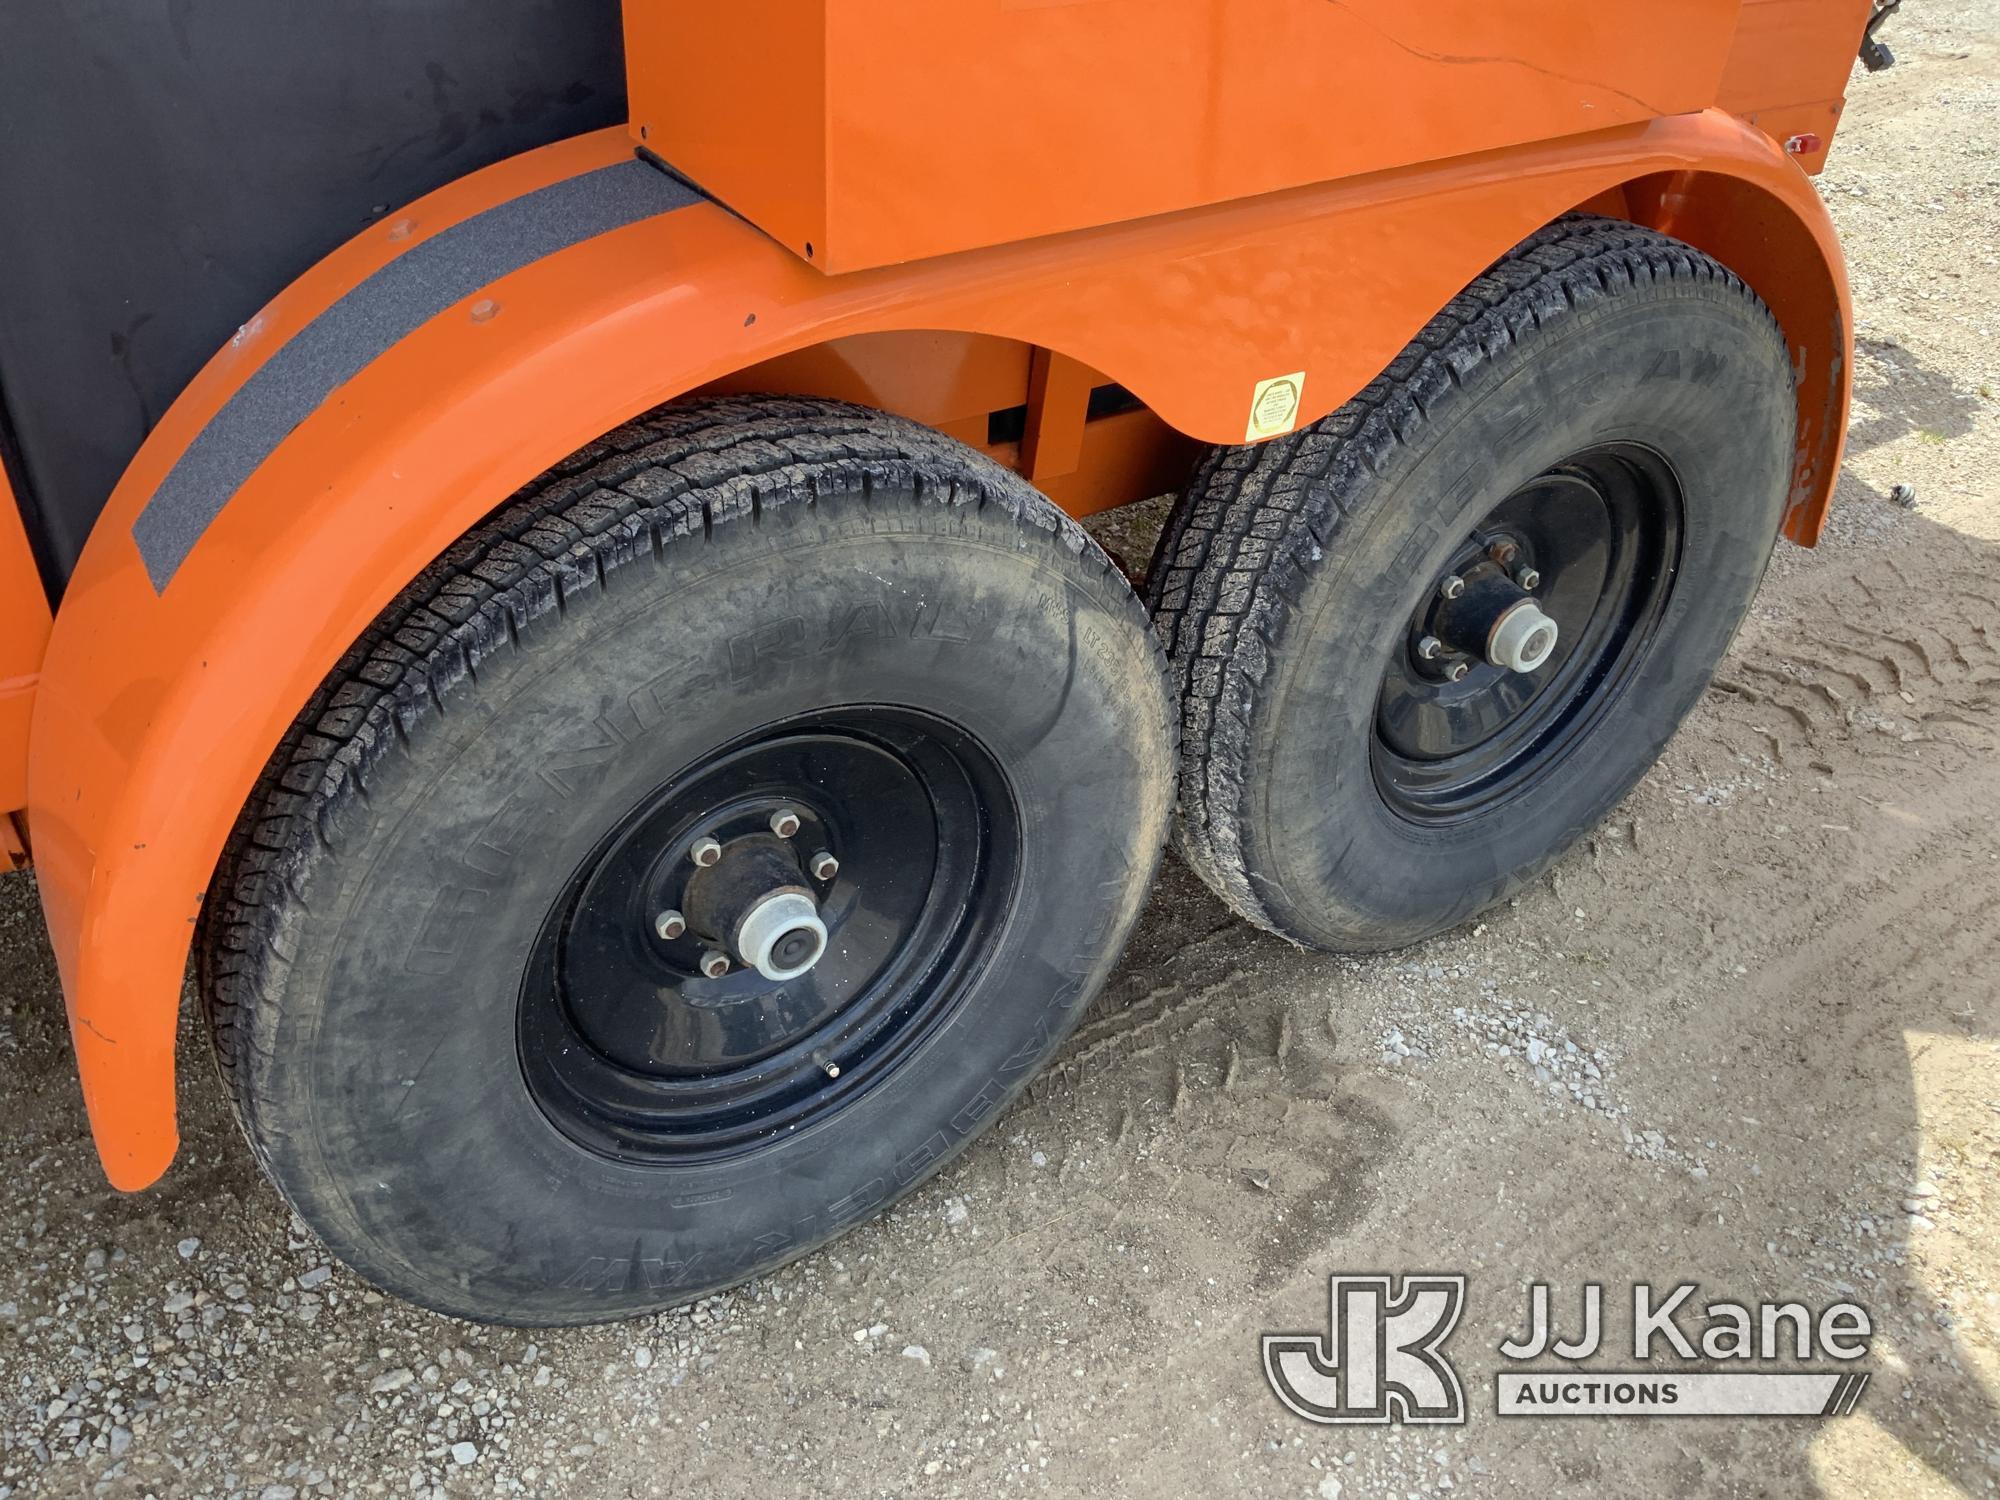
[{"xmin": 1245, "ymin": 372, "xmax": 1305, "ymax": 442}]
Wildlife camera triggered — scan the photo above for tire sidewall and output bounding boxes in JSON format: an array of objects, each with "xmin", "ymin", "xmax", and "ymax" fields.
[
  {"xmin": 1252, "ymin": 287, "xmax": 1794, "ymax": 947},
  {"xmin": 253, "ymin": 496, "xmax": 1172, "ymax": 1321}
]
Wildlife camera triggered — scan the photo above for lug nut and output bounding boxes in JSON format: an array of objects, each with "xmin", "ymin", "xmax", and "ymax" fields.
[
  {"xmin": 1438, "ymin": 575, "xmax": 1465, "ymax": 602},
  {"xmin": 1446, "ymin": 661, "xmax": 1471, "ymax": 682},
  {"xmin": 809, "ymin": 850, "xmax": 839, "ymax": 882},
  {"xmin": 1487, "ymin": 538, "xmax": 1520, "ymax": 567},
  {"xmin": 654, "ymin": 909, "xmax": 686, "ymax": 941},
  {"xmin": 690, "ymin": 836, "xmax": 722, "ymax": 868},
  {"xmin": 1417, "ymin": 635, "xmax": 1444, "ymax": 662},
  {"xmin": 769, "ymin": 807, "xmax": 802, "ymax": 839},
  {"xmin": 1516, "ymin": 567, "xmax": 1542, "ymax": 590},
  {"xmin": 699, "ymin": 949, "xmax": 731, "ymax": 978}
]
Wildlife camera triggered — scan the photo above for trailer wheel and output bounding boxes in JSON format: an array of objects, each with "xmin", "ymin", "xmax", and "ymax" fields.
[
  {"xmin": 200, "ymin": 397, "xmax": 1174, "ymax": 1325},
  {"xmin": 1146, "ymin": 216, "xmax": 1794, "ymax": 950}
]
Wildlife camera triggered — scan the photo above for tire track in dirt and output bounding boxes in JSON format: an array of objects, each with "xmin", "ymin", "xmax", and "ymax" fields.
[
  {"xmin": 1709, "ymin": 555, "xmax": 1999, "ymax": 799},
  {"xmin": 1041, "ymin": 538, "xmax": 1999, "ymax": 1150},
  {"xmin": 983, "ymin": 525, "xmax": 2000, "ymax": 1325}
]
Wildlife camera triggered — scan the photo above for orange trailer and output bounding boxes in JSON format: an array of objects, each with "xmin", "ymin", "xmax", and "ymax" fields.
[{"xmin": 0, "ymin": 0, "xmax": 1891, "ymax": 1322}]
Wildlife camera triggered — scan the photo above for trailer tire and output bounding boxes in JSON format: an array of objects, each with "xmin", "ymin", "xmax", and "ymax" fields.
[
  {"xmin": 1146, "ymin": 216, "xmax": 1795, "ymax": 951},
  {"xmin": 200, "ymin": 397, "xmax": 1175, "ymax": 1325}
]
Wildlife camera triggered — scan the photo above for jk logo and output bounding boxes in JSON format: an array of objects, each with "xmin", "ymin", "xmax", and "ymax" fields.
[{"xmin": 1262, "ymin": 1274, "xmax": 1468, "ymax": 1425}]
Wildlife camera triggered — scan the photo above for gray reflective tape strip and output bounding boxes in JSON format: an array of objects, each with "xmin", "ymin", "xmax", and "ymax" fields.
[{"xmin": 131, "ymin": 158, "xmax": 700, "ymax": 589}]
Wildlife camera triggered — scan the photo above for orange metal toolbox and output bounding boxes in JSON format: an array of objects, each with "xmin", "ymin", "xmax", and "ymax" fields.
[{"xmin": 623, "ymin": 0, "xmax": 1744, "ymax": 272}]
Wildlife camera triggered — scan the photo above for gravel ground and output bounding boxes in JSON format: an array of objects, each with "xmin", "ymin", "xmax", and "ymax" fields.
[{"xmin": 4, "ymin": 7, "xmax": 1999, "ymax": 1496}]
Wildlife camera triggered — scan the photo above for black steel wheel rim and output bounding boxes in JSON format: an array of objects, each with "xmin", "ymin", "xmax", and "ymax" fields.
[
  {"xmin": 1372, "ymin": 443, "xmax": 1684, "ymax": 822},
  {"xmin": 519, "ymin": 707, "xmax": 1019, "ymax": 1164}
]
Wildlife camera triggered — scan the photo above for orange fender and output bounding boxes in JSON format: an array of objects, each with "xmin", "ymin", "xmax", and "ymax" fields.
[{"xmin": 30, "ymin": 114, "xmax": 1848, "ymax": 1188}]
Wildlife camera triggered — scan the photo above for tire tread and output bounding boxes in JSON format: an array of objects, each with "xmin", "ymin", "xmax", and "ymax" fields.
[
  {"xmin": 1143, "ymin": 215, "xmax": 1782, "ymax": 937},
  {"xmin": 201, "ymin": 397, "xmax": 1163, "ymax": 1200}
]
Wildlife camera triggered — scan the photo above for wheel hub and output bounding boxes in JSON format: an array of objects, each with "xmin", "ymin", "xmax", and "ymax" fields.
[
  {"xmin": 679, "ymin": 831, "xmax": 831, "ymax": 981},
  {"xmin": 1373, "ymin": 444, "xmax": 1684, "ymax": 821},
  {"xmin": 1424, "ymin": 559, "xmax": 1561, "ymax": 675},
  {"xmin": 741, "ymin": 891, "xmax": 828, "ymax": 980},
  {"xmin": 517, "ymin": 710, "xmax": 1019, "ymax": 1164}
]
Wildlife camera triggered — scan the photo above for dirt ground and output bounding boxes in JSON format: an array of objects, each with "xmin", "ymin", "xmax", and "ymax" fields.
[{"xmin": 4, "ymin": 7, "xmax": 1998, "ymax": 1497}]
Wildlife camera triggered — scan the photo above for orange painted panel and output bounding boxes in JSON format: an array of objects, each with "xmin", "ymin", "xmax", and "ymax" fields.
[
  {"xmin": 1718, "ymin": 0, "xmax": 1873, "ymax": 167},
  {"xmin": 0, "ymin": 461, "xmax": 51, "ymax": 814},
  {"xmin": 1721, "ymin": 0, "xmax": 1874, "ymax": 116},
  {"xmin": 627, "ymin": 0, "xmax": 1743, "ymax": 271},
  {"xmin": 0, "ymin": 694, "xmax": 31, "ymax": 818},
  {"xmin": 694, "ymin": 330, "xmax": 1037, "ymax": 430},
  {"xmin": 624, "ymin": 2, "xmax": 827, "ymax": 257},
  {"xmin": 1021, "ymin": 408, "xmax": 1204, "ymax": 519}
]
